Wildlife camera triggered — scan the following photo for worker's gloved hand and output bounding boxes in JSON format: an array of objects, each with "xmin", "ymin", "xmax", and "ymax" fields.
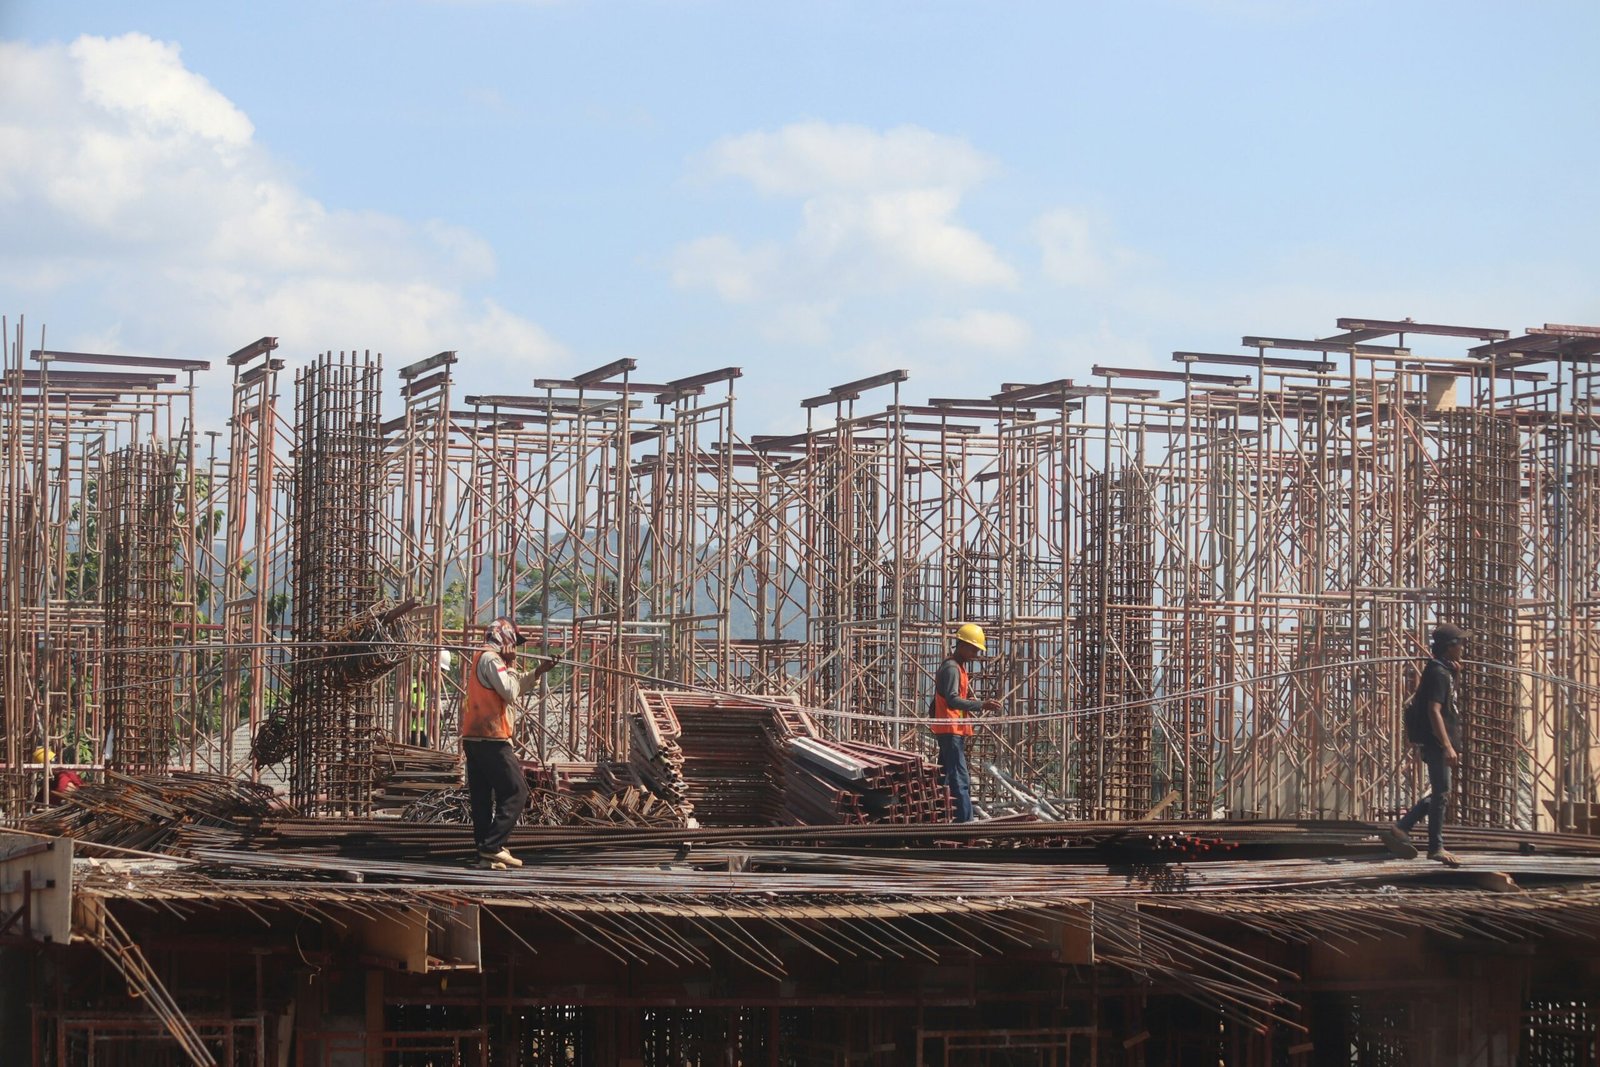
[{"xmin": 981, "ymin": 698, "xmax": 1003, "ymax": 714}]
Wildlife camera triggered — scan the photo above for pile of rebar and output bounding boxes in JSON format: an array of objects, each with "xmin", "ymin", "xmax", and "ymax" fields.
[
  {"xmin": 397, "ymin": 755, "xmax": 687, "ymax": 829},
  {"xmin": 370, "ymin": 737, "xmax": 463, "ymax": 812},
  {"xmin": 22, "ymin": 770, "xmax": 278, "ymax": 853}
]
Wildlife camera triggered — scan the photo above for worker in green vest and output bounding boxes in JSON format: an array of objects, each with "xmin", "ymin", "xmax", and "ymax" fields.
[{"xmin": 409, "ymin": 677, "xmax": 430, "ymax": 748}]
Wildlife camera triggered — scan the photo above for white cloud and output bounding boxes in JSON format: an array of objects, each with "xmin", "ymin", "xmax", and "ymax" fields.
[
  {"xmin": 669, "ymin": 235, "xmax": 778, "ymax": 302},
  {"xmin": 0, "ymin": 33, "xmax": 565, "ymax": 418},
  {"xmin": 800, "ymin": 189, "xmax": 1015, "ymax": 288},
  {"xmin": 673, "ymin": 122, "xmax": 1016, "ymax": 328},
  {"xmin": 70, "ymin": 34, "xmax": 254, "ymax": 146},
  {"xmin": 1033, "ymin": 207, "xmax": 1136, "ymax": 287},
  {"xmin": 918, "ymin": 310, "xmax": 1031, "ymax": 351},
  {"xmin": 706, "ymin": 121, "xmax": 996, "ymax": 198}
]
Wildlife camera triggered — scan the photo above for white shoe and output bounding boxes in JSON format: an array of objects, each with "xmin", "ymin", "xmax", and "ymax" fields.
[{"xmin": 479, "ymin": 848, "xmax": 523, "ymax": 869}]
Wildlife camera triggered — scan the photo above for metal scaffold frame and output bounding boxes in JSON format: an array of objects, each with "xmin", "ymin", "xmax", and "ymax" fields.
[{"xmin": 2, "ymin": 314, "xmax": 1598, "ymax": 831}]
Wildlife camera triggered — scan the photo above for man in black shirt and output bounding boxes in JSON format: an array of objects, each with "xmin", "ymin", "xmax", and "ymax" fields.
[{"xmin": 1397, "ymin": 623, "xmax": 1467, "ymax": 866}]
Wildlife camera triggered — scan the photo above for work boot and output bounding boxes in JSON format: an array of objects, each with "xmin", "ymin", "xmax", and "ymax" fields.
[
  {"xmin": 479, "ymin": 848, "xmax": 523, "ymax": 869},
  {"xmin": 476, "ymin": 855, "xmax": 508, "ymax": 871},
  {"xmin": 1427, "ymin": 849, "xmax": 1462, "ymax": 868}
]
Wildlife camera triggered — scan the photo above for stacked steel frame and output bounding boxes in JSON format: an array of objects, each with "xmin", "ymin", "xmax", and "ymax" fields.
[
  {"xmin": 100, "ymin": 444, "xmax": 177, "ymax": 774},
  {"xmin": 287, "ymin": 351, "xmax": 385, "ymax": 815}
]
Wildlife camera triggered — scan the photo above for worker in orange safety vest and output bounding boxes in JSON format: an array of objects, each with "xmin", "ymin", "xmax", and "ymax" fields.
[
  {"xmin": 929, "ymin": 623, "xmax": 1001, "ymax": 822},
  {"xmin": 462, "ymin": 617, "xmax": 558, "ymax": 870}
]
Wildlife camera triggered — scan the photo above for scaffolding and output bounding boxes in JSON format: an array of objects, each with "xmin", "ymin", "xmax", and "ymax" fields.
[
  {"xmin": 3, "ymin": 314, "xmax": 1600, "ymax": 831},
  {"xmin": 0, "ymin": 317, "xmax": 206, "ymax": 819}
]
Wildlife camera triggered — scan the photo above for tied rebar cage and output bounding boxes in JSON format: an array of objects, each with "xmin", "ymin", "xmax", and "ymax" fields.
[
  {"xmin": 1436, "ymin": 408, "xmax": 1521, "ymax": 828},
  {"xmin": 1073, "ymin": 467, "xmax": 1156, "ymax": 820},
  {"xmin": 289, "ymin": 351, "xmax": 384, "ymax": 815},
  {"xmin": 101, "ymin": 445, "xmax": 178, "ymax": 774}
]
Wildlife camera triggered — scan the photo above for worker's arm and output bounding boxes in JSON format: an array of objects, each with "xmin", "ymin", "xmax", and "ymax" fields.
[
  {"xmin": 512, "ymin": 655, "xmax": 560, "ymax": 697},
  {"xmin": 935, "ymin": 661, "xmax": 985, "ymax": 713},
  {"xmin": 1427, "ymin": 701, "xmax": 1458, "ymax": 766}
]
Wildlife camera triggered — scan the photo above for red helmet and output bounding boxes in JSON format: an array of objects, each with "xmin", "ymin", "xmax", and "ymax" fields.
[{"xmin": 484, "ymin": 617, "xmax": 524, "ymax": 653}]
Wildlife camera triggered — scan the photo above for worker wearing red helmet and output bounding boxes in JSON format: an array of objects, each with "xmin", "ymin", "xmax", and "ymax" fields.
[
  {"xmin": 930, "ymin": 623, "xmax": 1002, "ymax": 823},
  {"xmin": 461, "ymin": 617, "xmax": 558, "ymax": 870}
]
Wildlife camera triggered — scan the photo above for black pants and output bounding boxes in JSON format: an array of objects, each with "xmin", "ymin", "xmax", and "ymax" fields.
[
  {"xmin": 464, "ymin": 739, "xmax": 527, "ymax": 854},
  {"xmin": 1398, "ymin": 744, "xmax": 1452, "ymax": 853}
]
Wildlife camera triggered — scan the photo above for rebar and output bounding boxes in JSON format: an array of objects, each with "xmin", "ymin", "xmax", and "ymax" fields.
[
  {"xmin": 288, "ymin": 351, "xmax": 384, "ymax": 815},
  {"xmin": 3, "ymin": 315, "xmax": 1600, "ymax": 835},
  {"xmin": 101, "ymin": 445, "xmax": 178, "ymax": 774}
]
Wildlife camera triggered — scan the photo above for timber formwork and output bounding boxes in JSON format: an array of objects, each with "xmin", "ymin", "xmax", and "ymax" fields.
[{"xmin": 3, "ymin": 316, "xmax": 1600, "ymax": 833}]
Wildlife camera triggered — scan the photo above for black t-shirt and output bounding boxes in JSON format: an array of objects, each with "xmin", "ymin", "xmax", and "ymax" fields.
[{"xmin": 1414, "ymin": 658, "xmax": 1461, "ymax": 750}]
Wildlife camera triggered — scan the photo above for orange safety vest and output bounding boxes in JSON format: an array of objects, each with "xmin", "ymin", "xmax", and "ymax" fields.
[
  {"xmin": 930, "ymin": 659, "xmax": 974, "ymax": 737},
  {"xmin": 462, "ymin": 649, "xmax": 512, "ymax": 740}
]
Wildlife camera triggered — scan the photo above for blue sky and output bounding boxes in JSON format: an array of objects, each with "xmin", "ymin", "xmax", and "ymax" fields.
[{"xmin": 2, "ymin": 1, "xmax": 1597, "ymax": 432}]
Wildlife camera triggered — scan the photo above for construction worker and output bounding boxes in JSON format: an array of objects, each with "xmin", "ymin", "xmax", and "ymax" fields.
[
  {"xmin": 1397, "ymin": 623, "xmax": 1467, "ymax": 866},
  {"xmin": 408, "ymin": 677, "xmax": 430, "ymax": 748},
  {"xmin": 462, "ymin": 617, "xmax": 557, "ymax": 870},
  {"xmin": 930, "ymin": 623, "xmax": 1002, "ymax": 823},
  {"xmin": 412, "ymin": 648, "xmax": 455, "ymax": 746},
  {"xmin": 31, "ymin": 748, "xmax": 81, "ymax": 804}
]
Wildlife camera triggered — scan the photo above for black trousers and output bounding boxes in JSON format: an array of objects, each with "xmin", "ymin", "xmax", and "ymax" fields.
[{"xmin": 464, "ymin": 739, "xmax": 527, "ymax": 853}]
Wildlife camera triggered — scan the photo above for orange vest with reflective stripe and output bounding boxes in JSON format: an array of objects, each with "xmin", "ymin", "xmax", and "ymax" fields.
[
  {"xmin": 931, "ymin": 660, "xmax": 973, "ymax": 737},
  {"xmin": 462, "ymin": 650, "xmax": 512, "ymax": 740}
]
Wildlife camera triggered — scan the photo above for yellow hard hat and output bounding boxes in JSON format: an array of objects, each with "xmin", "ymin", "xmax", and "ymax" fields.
[
  {"xmin": 955, "ymin": 623, "xmax": 987, "ymax": 653},
  {"xmin": 33, "ymin": 747, "xmax": 55, "ymax": 763}
]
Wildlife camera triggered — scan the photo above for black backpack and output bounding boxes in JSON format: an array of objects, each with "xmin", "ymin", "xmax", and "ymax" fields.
[{"xmin": 1403, "ymin": 691, "xmax": 1429, "ymax": 744}]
